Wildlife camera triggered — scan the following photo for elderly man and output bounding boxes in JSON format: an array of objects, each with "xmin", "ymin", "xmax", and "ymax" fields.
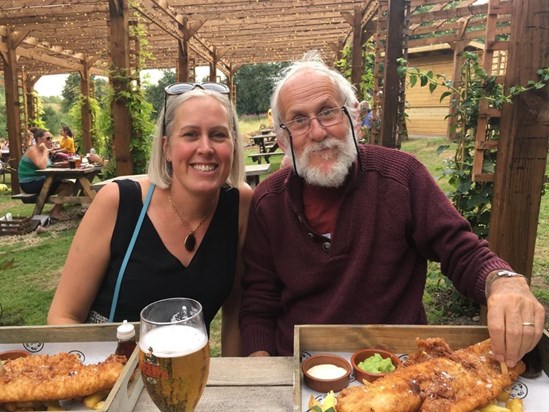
[{"xmin": 239, "ymin": 51, "xmax": 544, "ymax": 366}]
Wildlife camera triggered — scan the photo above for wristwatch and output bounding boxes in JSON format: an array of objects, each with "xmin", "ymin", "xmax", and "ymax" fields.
[
  {"xmin": 486, "ymin": 270, "xmax": 525, "ymax": 297},
  {"xmin": 494, "ymin": 270, "xmax": 524, "ymax": 279}
]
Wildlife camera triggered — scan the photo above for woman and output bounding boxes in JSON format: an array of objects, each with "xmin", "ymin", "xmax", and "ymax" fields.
[
  {"xmin": 59, "ymin": 125, "xmax": 76, "ymax": 155},
  {"xmin": 48, "ymin": 84, "xmax": 253, "ymax": 356},
  {"xmin": 18, "ymin": 128, "xmax": 73, "ymax": 221}
]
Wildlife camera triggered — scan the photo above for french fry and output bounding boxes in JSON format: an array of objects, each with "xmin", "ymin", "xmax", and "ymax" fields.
[
  {"xmin": 45, "ymin": 400, "xmax": 64, "ymax": 411},
  {"xmin": 94, "ymin": 400, "xmax": 106, "ymax": 410},
  {"xmin": 497, "ymin": 390, "xmax": 510, "ymax": 402},
  {"xmin": 505, "ymin": 398, "xmax": 523, "ymax": 412},
  {"xmin": 479, "ymin": 405, "xmax": 510, "ymax": 412},
  {"xmin": 83, "ymin": 390, "xmax": 109, "ymax": 409},
  {"xmin": 500, "ymin": 361, "xmax": 509, "ymax": 375}
]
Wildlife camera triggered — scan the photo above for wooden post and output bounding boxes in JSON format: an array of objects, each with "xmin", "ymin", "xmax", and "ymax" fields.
[
  {"xmin": 177, "ymin": 37, "xmax": 189, "ymax": 83},
  {"xmin": 1, "ymin": 28, "xmax": 23, "ymax": 193},
  {"xmin": 380, "ymin": 0, "xmax": 406, "ymax": 148},
  {"xmin": 447, "ymin": 40, "xmax": 467, "ymax": 141},
  {"xmin": 488, "ymin": 0, "xmax": 549, "ymax": 280},
  {"xmin": 351, "ymin": 7, "xmax": 363, "ymax": 100},
  {"xmin": 108, "ymin": 0, "xmax": 133, "ymax": 175},
  {"xmin": 210, "ymin": 49, "xmax": 217, "ymax": 82},
  {"xmin": 80, "ymin": 60, "xmax": 92, "ymax": 154}
]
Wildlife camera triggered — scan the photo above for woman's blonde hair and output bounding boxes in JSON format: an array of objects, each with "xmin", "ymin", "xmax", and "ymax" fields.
[{"xmin": 148, "ymin": 89, "xmax": 245, "ymax": 189}]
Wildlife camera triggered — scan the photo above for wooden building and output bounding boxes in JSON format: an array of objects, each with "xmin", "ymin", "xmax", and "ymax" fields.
[{"xmin": 405, "ymin": 44, "xmax": 482, "ymax": 138}]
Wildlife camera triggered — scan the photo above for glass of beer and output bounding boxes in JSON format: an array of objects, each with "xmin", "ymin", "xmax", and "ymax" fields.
[{"xmin": 139, "ymin": 298, "xmax": 210, "ymax": 412}]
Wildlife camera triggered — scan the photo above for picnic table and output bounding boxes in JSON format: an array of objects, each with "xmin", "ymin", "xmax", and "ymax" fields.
[
  {"xmin": 92, "ymin": 164, "xmax": 271, "ymax": 191},
  {"xmin": 13, "ymin": 166, "xmax": 102, "ymax": 216},
  {"xmin": 245, "ymin": 163, "xmax": 271, "ymax": 187},
  {"xmin": 249, "ymin": 131, "xmax": 284, "ymax": 164},
  {"xmin": 134, "ymin": 356, "xmax": 293, "ymax": 411},
  {"xmin": 250, "ymin": 133, "xmax": 277, "ymax": 154}
]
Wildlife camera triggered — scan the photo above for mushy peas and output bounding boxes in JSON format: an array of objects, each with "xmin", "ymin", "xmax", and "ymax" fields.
[{"xmin": 358, "ymin": 353, "xmax": 395, "ymax": 374}]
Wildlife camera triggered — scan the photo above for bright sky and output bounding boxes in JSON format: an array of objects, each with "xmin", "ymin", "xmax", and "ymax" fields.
[{"xmin": 34, "ymin": 67, "xmax": 213, "ymax": 97}]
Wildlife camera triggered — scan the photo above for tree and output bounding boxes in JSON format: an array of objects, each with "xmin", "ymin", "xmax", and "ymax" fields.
[
  {"xmin": 61, "ymin": 73, "xmax": 110, "ymax": 113},
  {"xmin": 61, "ymin": 73, "xmax": 81, "ymax": 112},
  {"xmin": 143, "ymin": 69, "xmax": 176, "ymax": 120},
  {"xmin": 234, "ymin": 62, "xmax": 289, "ymax": 115},
  {"xmin": 41, "ymin": 96, "xmax": 70, "ymax": 134}
]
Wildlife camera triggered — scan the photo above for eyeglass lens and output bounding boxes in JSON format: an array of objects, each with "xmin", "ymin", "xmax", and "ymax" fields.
[
  {"xmin": 165, "ymin": 82, "xmax": 229, "ymax": 96},
  {"xmin": 286, "ymin": 107, "xmax": 343, "ymax": 135}
]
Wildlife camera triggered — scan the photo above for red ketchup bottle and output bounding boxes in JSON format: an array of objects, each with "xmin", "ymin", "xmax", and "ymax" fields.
[{"xmin": 115, "ymin": 320, "xmax": 137, "ymax": 359}]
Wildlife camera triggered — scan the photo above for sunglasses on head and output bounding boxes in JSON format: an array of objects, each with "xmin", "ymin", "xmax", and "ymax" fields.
[{"xmin": 162, "ymin": 82, "xmax": 230, "ymax": 136}]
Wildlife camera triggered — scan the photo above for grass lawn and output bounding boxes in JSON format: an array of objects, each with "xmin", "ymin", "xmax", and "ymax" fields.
[{"xmin": 1, "ymin": 132, "xmax": 548, "ymax": 356}]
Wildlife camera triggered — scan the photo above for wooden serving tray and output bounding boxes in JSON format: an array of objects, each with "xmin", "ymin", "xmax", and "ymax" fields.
[
  {"xmin": 0, "ymin": 323, "xmax": 143, "ymax": 412},
  {"xmin": 293, "ymin": 324, "xmax": 549, "ymax": 412}
]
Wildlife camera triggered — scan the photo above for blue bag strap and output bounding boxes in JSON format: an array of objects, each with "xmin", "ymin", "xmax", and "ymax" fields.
[{"xmin": 108, "ymin": 182, "xmax": 155, "ymax": 322}]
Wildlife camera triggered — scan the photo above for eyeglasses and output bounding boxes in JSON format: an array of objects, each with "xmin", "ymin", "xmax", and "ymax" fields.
[
  {"xmin": 162, "ymin": 82, "xmax": 230, "ymax": 136},
  {"xmin": 279, "ymin": 105, "xmax": 363, "ymax": 177},
  {"xmin": 280, "ymin": 107, "xmax": 344, "ymax": 136},
  {"xmin": 45, "ymin": 136, "xmax": 52, "ymax": 141}
]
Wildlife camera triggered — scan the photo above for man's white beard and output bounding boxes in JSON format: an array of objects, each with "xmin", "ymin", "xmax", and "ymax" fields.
[{"xmin": 291, "ymin": 133, "xmax": 357, "ymax": 188}]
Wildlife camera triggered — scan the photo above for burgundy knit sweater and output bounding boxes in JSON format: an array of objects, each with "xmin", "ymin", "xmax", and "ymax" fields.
[{"xmin": 239, "ymin": 144, "xmax": 511, "ymax": 356}]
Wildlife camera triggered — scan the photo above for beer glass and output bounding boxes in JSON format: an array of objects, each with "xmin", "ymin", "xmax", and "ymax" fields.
[{"xmin": 139, "ymin": 298, "xmax": 210, "ymax": 412}]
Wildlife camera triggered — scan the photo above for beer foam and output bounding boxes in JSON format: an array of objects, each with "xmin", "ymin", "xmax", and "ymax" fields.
[{"xmin": 140, "ymin": 324, "xmax": 208, "ymax": 357}]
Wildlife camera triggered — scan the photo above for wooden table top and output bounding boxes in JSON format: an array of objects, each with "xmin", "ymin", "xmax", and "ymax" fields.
[
  {"xmin": 37, "ymin": 166, "xmax": 102, "ymax": 178},
  {"xmin": 133, "ymin": 356, "xmax": 294, "ymax": 411}
]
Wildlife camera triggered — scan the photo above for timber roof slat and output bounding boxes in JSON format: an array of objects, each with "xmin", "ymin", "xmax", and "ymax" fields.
[{"xmin": 0, "ymin": 0, "xmax": 509, "ymax": 77}]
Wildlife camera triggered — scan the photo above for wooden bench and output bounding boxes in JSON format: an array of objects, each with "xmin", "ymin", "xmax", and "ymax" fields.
[
  {"xmin": 248, "ymin": 151, "xmax": 284, "ymax": 164},
  {"xmin": 245, "ymin": 163, "xmax": 271, "ymax": 188},
  {"xmin": 11, "ymin": 193, "xmax": 39, "ymax": 204}
]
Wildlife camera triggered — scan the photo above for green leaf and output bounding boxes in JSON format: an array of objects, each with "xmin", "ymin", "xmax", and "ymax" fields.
[
  {"xmin": 420, "ymin": 75, "xmax": 428, "ymax": 87},
  {"xmin": 429, "ymin": 82, "xmax": 437, "ymax": 93},
  {"xmin": 410, "ymin": 74, "xmax": 418, "ymax": 88},
  {"xmin": 440, "ymin": 91, "xmax": 452, "ymax": 102}
]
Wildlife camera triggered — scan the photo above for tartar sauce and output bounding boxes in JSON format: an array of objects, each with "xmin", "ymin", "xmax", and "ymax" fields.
[{"xmin": 307, "ymin": 364, "xmax": 347, "ymax": 379}]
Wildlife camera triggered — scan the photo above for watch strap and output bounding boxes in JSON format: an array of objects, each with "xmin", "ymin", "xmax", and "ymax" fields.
[{"xmin": 485, "ymin": 270, "xmax": 525, "ymax": 298}]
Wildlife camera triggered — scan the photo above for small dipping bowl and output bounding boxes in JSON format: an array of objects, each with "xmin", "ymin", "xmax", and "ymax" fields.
[
  {"xmin": 351, "ymin": 348, "xmax": 401, "ymax": 383},
  {"xmin": 0, "ymin": 349, "xmax": 30, "ymax": 361},
  {"xmin": 302, "ymin": 353, "xmax": 351, "ymax": 393}
]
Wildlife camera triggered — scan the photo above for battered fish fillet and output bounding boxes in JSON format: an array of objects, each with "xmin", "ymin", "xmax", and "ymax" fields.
[
  {"xmin": 337, "ymin": 338, "xmax": 525, "ymax": 412},
  {"xmin": 0, "ymin": 353, "xmax": 126, "ymax": 404}
]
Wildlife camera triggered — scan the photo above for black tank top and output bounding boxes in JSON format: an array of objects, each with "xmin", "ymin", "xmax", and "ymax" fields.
[{"xmin": 90, "ymin": 180, "xmax": 239, "ymax": 330}]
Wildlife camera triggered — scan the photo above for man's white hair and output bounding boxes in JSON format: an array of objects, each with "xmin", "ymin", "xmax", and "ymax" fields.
[{"xmin": 270, "ymin": 50, "xmax": 359, "ymax": 147}]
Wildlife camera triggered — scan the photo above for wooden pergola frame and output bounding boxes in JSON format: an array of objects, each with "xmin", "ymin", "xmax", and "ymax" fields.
[{"xmin": 1, "ymin": 0, "xmax": 548, "ymax": 284}]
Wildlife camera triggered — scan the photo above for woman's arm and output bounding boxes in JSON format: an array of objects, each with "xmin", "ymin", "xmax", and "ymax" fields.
[
  {"xmin": 26, "ymin": 144, "xmax": 50, "ymax": 170},
  {"xmin": 221, "ymin": 183, "xmax": 253, "ymax": 356},
  {"xmin": 47, "ymin": 183, "xmax": 121, "ymax": 324}
]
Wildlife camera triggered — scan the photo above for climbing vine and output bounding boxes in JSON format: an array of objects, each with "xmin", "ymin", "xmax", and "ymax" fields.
[{"xmin": 401, "ymin": 53, "xmax": 549, "ymax": 238}]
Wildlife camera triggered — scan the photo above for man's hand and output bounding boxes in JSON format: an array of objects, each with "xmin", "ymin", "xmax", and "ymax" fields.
[
  {"xmin": 249, "ymin": 350, "xmax": 270, "ymax": 357},
  {"xmin": 486, "ymin": 274, "xmax": 545, "ymax": 367}
]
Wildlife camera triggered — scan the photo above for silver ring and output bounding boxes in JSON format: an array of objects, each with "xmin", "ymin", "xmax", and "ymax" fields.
[{"xmin": 522, "ymin": 321, "xmax": 535, "ymax": 327}]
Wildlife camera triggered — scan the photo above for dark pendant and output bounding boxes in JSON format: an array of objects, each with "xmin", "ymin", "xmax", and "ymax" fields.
[{"xmin": 184, "ymin": 233, "xmax": 196, "ymax": 252}]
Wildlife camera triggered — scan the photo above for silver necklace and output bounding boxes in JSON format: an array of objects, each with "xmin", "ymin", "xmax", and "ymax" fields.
[{"xmin": 167, "ymin": 192, "xmax": 216, "ymax": 252}]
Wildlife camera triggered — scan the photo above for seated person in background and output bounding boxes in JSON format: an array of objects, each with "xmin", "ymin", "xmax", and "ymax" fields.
[
  {"xmin": 59, "ymin": 125, "xmax": 76, "ymax": 155},
  {"xmin": 359, "ymin": 100, "xmax": 373, "ymax": 141},
  {"xmin": 18, "ymin": 128, "xmax": 73, "ymax": 221},
  {"xmin": 48, "ymin": 83, "xmax": 253, "ymax": 356},
  {"xmin": 51, "ymin": 125, "xmax": 76, "ymax": 162},
  {"xmin": 239, "ymin": 51, "xmax": 544, "ymax": 366}
]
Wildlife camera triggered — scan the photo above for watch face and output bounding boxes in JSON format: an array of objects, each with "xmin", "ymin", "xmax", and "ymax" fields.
[{"xmin": 497, "ymin": 270, "xmax": 519, "ymax": 277}]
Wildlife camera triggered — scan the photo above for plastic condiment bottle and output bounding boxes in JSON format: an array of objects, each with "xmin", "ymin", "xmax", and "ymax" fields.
[{"xmin": 115, "ymin": 320, "xmax": 137, "ymax": 359}]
